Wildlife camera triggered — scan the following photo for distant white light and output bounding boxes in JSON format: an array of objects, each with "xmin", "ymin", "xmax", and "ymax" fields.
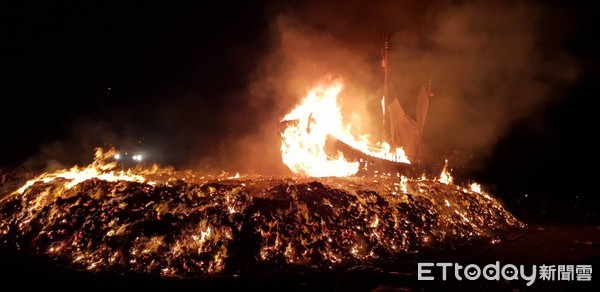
[
  {"xmin": 132, "ymin": 154, "xmax": 142, "ymax": 161},
  {"xmin": 114, "ymin": 154, "xmax": 121, "ymax": 160}
]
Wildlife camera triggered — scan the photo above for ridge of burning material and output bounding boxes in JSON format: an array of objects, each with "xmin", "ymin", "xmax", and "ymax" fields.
[{"xmin": 0, "ymin": 151, "xmax": 523, "ymax": 278}]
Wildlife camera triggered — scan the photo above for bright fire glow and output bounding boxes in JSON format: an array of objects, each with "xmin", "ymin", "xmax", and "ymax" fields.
[
  {"xmin": 1, "ymin": 148, "xmax": 524, "ymax": 277},
  {"xmin": 381, "ymin": 95, "xmax": 386, "ymax": 125},
  {"xmin": 469, "ymin": 182, "xmax": 492, "ymax": 200},
  {"xmin": 15, "ymin": 148, "xmax": 147, "ymax": 194},
  {"xmin": 280, "ymin": 78, "xmax": 410, "ymax": 177},
  {"xmin": 438, "ymin": 160, "xmax": 453, "ymax": 184},
  {"xmin": 470, "ymin": 182, "xmax": 482, "ymax": 193}
]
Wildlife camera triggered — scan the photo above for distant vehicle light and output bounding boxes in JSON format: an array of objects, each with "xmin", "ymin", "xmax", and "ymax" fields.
[{"xmin": 114, "ymin": 154, "xmax": 121, "ymax": 160}]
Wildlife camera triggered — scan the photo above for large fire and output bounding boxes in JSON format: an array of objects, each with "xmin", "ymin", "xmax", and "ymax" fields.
[
  {"xmin": 0, "ymin": 77, "xmax": 524, "ymax": 278},
  {"xmin": 0, "ymin": 146, "xmax": 523, "ymax": 277},
  {"xmin": 280, "ymin": 78, "xmax": 410, "ymax": 177}
]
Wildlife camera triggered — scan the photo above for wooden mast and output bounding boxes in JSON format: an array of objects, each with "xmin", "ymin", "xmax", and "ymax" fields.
[{"xmin": 381, "ymin": 33, "xmax": 391, "ymax": 145}]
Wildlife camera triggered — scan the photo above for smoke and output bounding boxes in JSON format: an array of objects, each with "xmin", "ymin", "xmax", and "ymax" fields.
[
  {"xmin": 22, "ymin": 119, "xmax": 128, "ymax": 171},
  {"xmin": 218, "ymin": 0, "xmax": 578, "ymax": 172},
  {"xmin": 17, "ymin": 1, "xmax": 578, "ymax": 174}
]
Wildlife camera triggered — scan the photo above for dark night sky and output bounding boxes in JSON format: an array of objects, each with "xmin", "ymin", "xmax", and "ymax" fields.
[
  {"xmin": 1, "ymin": 1, "xmax": 273, "ymax": 167},
  {"xmin": 0, "ymin": 1, "xmax": 598, "ymax": 207}
]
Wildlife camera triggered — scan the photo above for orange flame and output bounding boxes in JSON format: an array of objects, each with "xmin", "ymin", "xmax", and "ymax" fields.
[
  {"xmin": 280, "ymin": 78, "xmax": 410, "ymax": 177},
  {"xmin": 14, "ymin": 148, "xmax": 150, "ymax": 195},
  {"xmin": 1, "ymin": 148, "xmax": 524, "ymax": 276},
  {"xmin": 438, "ymin": 160, "xmax": 453, "ymax": 184}
]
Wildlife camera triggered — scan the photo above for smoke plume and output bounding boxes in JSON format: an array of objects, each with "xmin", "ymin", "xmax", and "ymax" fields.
[
  {"xmin": 18, "ymin": 1, "xmax": 579, "ymax": 175},
  {"xmin": 224, "ymin": 0, "xmax": 577, "ymax": 172}
]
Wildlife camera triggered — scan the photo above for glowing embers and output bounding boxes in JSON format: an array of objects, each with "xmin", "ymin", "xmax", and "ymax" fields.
[
  {"xmin": 1, "ymin": 179, "xmax": 251, "ymax": 277},
  {"xmin": 0, "ymin": 174, "xmax": 523, "ymax": 277}
]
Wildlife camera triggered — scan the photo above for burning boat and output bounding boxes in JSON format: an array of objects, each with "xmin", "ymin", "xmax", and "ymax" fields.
[
  {"xmin": 279, "ymin": 36, "xmax": 437, "ymax": 178},
  {"xmin": 0, "ymin": 37, "xmax": 524, "ymax": 281}
]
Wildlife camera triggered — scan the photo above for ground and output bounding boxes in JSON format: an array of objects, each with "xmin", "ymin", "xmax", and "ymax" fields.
[{"xmin": 0, "ymin": 224, "xmax": 597, "ymax": 291}]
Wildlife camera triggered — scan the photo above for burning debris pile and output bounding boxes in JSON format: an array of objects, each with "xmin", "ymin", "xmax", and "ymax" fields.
[{"xmin": 0, "ymin": 149, "xmax": 523, "ymax": 278}]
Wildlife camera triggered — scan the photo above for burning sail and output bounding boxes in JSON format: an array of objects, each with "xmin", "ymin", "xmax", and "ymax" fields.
[
  {"xmin": 387, "ymin": 98, "xmax": 419, "ymax": 157},
  {"xmin": 386, "ymin": 82, "xmax": 432, "ymax": 158}
]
